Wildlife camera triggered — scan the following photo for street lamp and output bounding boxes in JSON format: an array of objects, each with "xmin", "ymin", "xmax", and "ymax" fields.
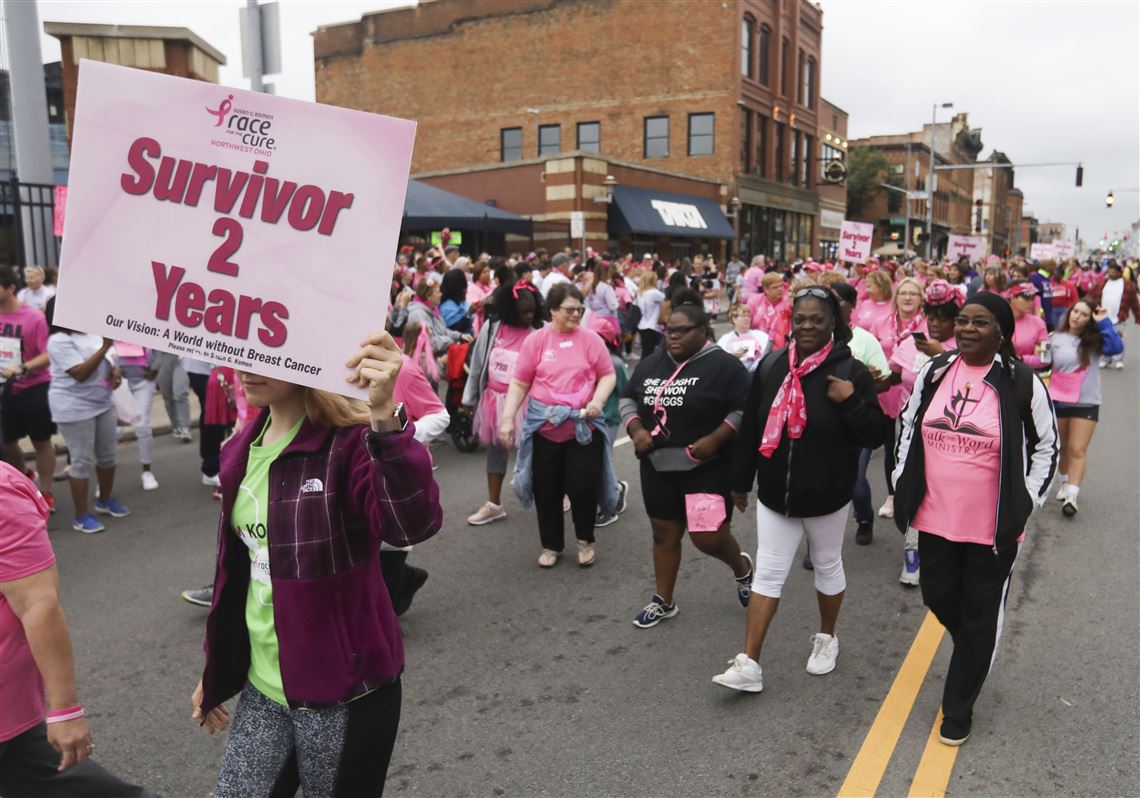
[
  {"xmin": 926, "ymin": 102, "xmax": 953, "ymax": 259},
  {"xmin": 1106, "ymin": 191, "xmax": 1115, "ymax": 207}
]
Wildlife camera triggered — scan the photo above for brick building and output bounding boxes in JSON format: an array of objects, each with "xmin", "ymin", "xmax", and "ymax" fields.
[
  {"xmin": 314, "ymin": 0, "xmax": 836, "ymax": 262},
  {"xmin": 972, "ymin": 151, "xmax": 1020, "ymax": 257},
  {"xmin": 816, "ymin": 98, "xmax": 848, "ymax": 260},
  {"xmin": 1005, "ymin": 188, "xmax": 1024, "ymax": 255},
  {"xmin": 848, "ymin": 113, "xmax": 984, "ymax": 258},
  {"xmin": 1037, "ymin": 221, "xmax": 1066, "ymax": 243},
  {"xmin": 44, "ymin": 22, "xmax": 226, "ymax": 144}
]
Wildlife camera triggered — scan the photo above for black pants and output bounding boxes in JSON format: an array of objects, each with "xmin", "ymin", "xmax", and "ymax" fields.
[
  {"xmin": 919, "ymin": 532, "xmax": 1019, "ymax": 725},
  {"xmin": 883, "ymin": 418, "xmax": 897, "ymax": 496},
  {"xmin": 639, "ymin": 328, "xmax": 662, "ymax": 359},
  {"xmin": 188, "ymin": 371, "xmax": 229, "ymax": 477},
  {"xmin": 0, "ymin": 723, "xmax": 154, "ymax": 798},
  {"xmin": 531, "ymin": 432, "xmax": 604, "ymax": 551}
]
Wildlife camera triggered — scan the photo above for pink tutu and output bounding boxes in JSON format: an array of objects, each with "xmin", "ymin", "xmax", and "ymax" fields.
[{"xmin": 472, "ymin": 385, "xmax": 525, "ymax": 448}]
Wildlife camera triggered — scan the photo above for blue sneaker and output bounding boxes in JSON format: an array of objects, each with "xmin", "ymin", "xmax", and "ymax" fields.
[
  {"xmin": 73, "ymin": 513, "xmax": 106, "ymax": 534},
  {"xmin": 735, "ymin": 553, "xmax": 754, "ymax": 607},
  {"xmin": 899, "ymin": 548, "xmax": 920, "ymax": 586},
  {"xmin": 633, "ymin": 594, "xmax": 678, "ymax": 629},
  {"xmin": 94, "ymin": 496, "xmax": 130, "ymax": 518}
]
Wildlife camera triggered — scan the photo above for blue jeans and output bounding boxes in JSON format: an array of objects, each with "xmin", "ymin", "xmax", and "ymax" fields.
[{"xmin": 852, "ymin": 447, "xmax": 873, "ymax": 523}]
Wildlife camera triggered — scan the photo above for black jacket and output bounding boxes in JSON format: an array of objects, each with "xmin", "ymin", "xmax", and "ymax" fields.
[
  {"xmin": 731, "ymin": 343, "xmax": 890, "ymax": 517},
  {"xmin": 891, "ymin": 352, "xmax": 1059, "ymax": 552}
]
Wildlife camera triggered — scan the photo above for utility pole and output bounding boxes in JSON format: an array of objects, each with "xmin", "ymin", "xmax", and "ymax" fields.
[
  {"xmin": 926, "ymin": 102, "xmax": 953, "ymax": 259},
  {"xmin": 245, "ymin": 0, "xmax": 264, "ymax": 92},
  {"xmin": 903, "ymin": 143, "xmax": 911, "ymax": 257}
]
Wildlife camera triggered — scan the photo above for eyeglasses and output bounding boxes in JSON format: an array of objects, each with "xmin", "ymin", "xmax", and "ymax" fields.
[
  {"xmin": 558, "ymin": 305, "xmax": 584, "ymax": 315},
  {"xmin": 665, "ymin": 324, "xmax": 699, "ymax": 337},
  {"xmin": 794, "ymin": 287, "xmax": 831, "ymax": 301}
]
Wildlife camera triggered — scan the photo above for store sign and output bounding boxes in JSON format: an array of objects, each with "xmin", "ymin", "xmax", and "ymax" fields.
[
  {"xmin": 651, "ymin": 199, "xmax": 708, "ymax": 230},
  {"xmin": 1030, "ymin": 242, "xmax": 1057, "ymax": 260},
  {"xmin": 54, "ymin": 61, "xmax": 415, "ymax": 396},
  {"xmin": 838, "ymin": 220, "xmax": 874, "ymax": 263},
  {"xmin": 947, "ymin": 234, "xmax": 985, "ymax": 263},
  {"xmin": 569, "ymin": 210, "xmax": 585, "ymax": 239},
  {"xmin": 820, "ymin": 209, "xmax": 844, "ymax": 230},
  {"xmin": 1053, "ymin": 239, "xmax": 1076, "ymax": 258}
]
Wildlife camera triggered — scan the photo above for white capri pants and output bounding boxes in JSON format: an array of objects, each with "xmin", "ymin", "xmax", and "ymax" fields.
[
  {"xmin": 752, "ymin": 501, "xmax": 851, "ymax": 598},
  {"xmin": 126, "ymin": 375, "xmax": 156, "ymax": 465}
]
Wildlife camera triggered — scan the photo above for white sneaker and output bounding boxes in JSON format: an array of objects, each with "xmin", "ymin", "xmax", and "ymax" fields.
[
  {"xmin": 878, "ymin": 496, "xmax": 895, "ymax": 518},
  {"xmin": 1062, "ymin": 496, "xmax": 1079, "ymax": 517},
  {"xmin": 1098, "ymin": 357, "xmax": 1107, "ymax": 368},
  {"xmin": 201, "ymin": 473, "xmax": 221, "ymax": 487},
  {"xmin": 1113, "ymin": 360, "xmax": 1124, "ymax": 370},
  {"xmin": 1056, "ymin": 483, "xmax": 1070, "ymax": 502},
  {"xmin": 141, "ymin": 471, "xmax": 159, "ymax": 491},
  {"xmin": 806, "ymin": 633, "xmax": 839, "ymax": 675},
  {"xmin": 467, "ymin": 502, "xmax": 507, "ymax": 526},
  {"xmin": 711, "ymin": 653, "xmax": 764, "ymax": 693}
]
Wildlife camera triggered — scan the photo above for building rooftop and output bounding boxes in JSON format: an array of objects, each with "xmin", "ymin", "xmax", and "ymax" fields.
[{"xmin": 43, "ymin": 22, "xmax": 226, "ymax": 65}]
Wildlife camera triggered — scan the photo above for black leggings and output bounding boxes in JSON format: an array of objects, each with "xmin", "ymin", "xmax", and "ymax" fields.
[
  {"xmin": 0, "ymin": 723, "xmax": 154, "ymax": 798},
  {"xmin": 531, "ymin": 432, "xmax": 604, "ymax": 551},
  {"xmin": 188, "ymin": 372, "xmax": 230, "ymax": 478},
  {"xmin": 883, "ymin": 417, "xmax": 897, "ymax": 496},
  {"xmin": 639, "ymin": 328, "xmax": 662, "ymax": 359}
]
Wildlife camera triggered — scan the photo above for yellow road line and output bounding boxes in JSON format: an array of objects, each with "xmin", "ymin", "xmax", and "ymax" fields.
[
  {"xmin": 836, "ymin": 611, "xmax": 945, "ymax": 798},
  {"xmin": 908, "ymin": 710, "xmax": 959, "ymax": 798}
]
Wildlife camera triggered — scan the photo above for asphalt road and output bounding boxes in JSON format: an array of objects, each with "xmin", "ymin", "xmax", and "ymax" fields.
[{"xmin": 43, "ymin": 327, "xmax": 1139, "ymax": 798}]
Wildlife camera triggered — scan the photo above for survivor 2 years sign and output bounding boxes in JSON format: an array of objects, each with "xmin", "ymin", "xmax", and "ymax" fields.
[{"xmin": 54, "ymin": 61, "xmax": 416, "ymax": 395}]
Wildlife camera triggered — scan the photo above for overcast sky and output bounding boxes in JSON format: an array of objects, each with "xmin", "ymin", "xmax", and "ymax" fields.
[{"xmin": 33, "ymin": 0, "xmax": 1140, "ymax": 247}]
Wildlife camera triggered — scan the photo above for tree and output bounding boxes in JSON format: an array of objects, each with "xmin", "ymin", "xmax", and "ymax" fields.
[{"xmin": 846, "ymin": 148, "xmax": 889, "ymax": 219}]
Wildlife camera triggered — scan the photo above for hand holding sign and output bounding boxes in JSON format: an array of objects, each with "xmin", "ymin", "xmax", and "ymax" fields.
[{"xmin": 345, "ymin": 331, "xmax": 403, "ymax": 420}]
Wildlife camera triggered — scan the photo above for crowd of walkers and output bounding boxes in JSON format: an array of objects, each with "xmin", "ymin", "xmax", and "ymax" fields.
[{"xmin": 0, "ymin": 245, "xmax": 1136, "ymax": 795}]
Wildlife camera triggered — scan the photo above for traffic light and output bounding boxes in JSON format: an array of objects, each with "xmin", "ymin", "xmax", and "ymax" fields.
[
  {"xmin": 1106, "ymin": 191, "xmax": 1115, "ymax": 207},
  {"xmin": 1075, "ymin": 165, "xmax": 1083, "ymax": 187}
]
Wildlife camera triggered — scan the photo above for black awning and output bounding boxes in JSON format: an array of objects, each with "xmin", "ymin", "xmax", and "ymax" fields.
[
  {"xmin": 608, "ymin": 185, "xmax": 736, "ymax": 240},
  {"xmin": 402, "ymin": 180, "xmax": 533, "ymax": 236}
]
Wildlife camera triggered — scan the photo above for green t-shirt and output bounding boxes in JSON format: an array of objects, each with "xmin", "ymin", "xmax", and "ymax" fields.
[{"xmin": 232, "ymin": 415, "xmax": 304, "ymax": 706}]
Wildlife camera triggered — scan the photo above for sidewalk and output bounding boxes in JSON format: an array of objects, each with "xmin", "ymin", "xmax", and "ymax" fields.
[{"xmin": 18, "ymin": 393, "xmax": 201, "ymax": 458}]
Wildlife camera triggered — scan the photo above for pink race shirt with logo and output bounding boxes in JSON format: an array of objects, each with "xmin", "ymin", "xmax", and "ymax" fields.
[
  {"xmin": 0, "ymin": 462, "xmax": 55, "ymax": 742},
  {"xmin": 486, "ymin": 325, "xmax": 533, "ymax": 392},
  {"xmin": 913, "ymin": 361, "xmax": 1002, "ymax": 545},
  {"xmin": 513, "ymin": 326, "xmax": 614, "ymax": 442},
  {"xmin": 0, "ymin": 305, "xmax": 52, "ymax": 394}
]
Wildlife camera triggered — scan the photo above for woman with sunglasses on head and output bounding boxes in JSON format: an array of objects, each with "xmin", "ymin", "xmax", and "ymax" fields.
[
  {"xmin": 713, "ymin": 286, "xmax": 889, "ymax": 692},
  {"xmin": 892, "ymin": 293, "xmax": 1057, "ymax": 746},
  {"xmin": 1007, "ymin": 281, "xmax": 1049, "ymax": 370},
  {"xmin": 621, "ymin": 290, "xmax": 754, "ymax": 629},
  {"xmin": 1048, "ymin": 299, "xmax": 1122, "ymax": 517},
  {"xmin": 191, "ymin": 330, "xmax": 443, "ymax": 797},
  {"xmin": 463, "ymin": 278, "xmax": 542, "ymax": 526},
  {"xmin": 500, "ymin": 283, "xmax": 616, "ymax": 568}
]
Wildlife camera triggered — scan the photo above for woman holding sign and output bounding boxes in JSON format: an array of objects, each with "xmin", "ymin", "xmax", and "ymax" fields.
[
  {"xmin": 191, "ymin": 330, "xmax": 442, "ymax": 797},
  {"xmin": 713, "ymin": 287, "xmax": 888, "ymax": 692},
  {"xmin": 621, "ymin": 292, "xmax": 754, "ymax": 629},
  {"xmin": 1048, "ymin": 299, "xmax": 1122, "ymax": 517}
]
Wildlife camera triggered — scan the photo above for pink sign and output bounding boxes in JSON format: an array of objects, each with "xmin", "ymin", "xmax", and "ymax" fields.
[
  {"xmin": 1053, "ymin": 240, "xmax": 1076, "ymax": 259},
  {"xmin": 53, "ymin": 185, "xmax": 68, "ymax": 237},
  {"xmin": 54, "ymin": 61, "xmax": 416, "ymax": 396},
  {"xmin": 1030, "ymin": 242, "xmax": 1057, "ymax": 261},
  {"xmin": 839, "ymin": 220, "xmax": 874, "ymax": 264},
  {"xmin": 947, "ymin": 234, "xmax": 985, "ymax": 263}
]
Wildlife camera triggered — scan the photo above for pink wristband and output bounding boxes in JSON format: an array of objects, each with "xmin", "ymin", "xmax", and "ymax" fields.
[{"xmin": 46, "ymin": 706, "xmax": 84, "ymax": 723}]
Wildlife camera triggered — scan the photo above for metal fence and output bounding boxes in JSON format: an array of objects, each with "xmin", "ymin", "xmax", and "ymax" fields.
[{"xmin": 1, "ymin": 179, "xmax": 59, "ymax": 268}]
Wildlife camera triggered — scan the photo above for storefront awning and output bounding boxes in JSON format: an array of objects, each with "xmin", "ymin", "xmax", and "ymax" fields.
[
  {"xmin": 402, "ymin": 180, "xmax": 533, "ymax": 236},
  {"xmin": 608, "ymin": 185, "xmax": 736, "ymax": 240}
]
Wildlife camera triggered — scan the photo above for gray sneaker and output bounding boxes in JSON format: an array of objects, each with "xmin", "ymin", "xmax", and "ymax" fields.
[{"xmin": 180, "ymin": 584, "xmax": 214, "ymax": 607}]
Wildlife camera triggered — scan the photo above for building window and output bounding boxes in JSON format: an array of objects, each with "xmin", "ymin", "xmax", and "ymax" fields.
[
  {"xmin": 821, "ymin": 142, "xmax": 844, "ymax": 165},
  {"xmin": 538, "ymin": 124, "xmax": 560, "ymax": 156},
  {"xmin": 644, "ymin": 116, "xmax": 669, "ymax": 158},
  {"xmin": 756, "ymin": 114, "xmax": 768, "ymax": 178},
  {"xmin": 802, "ymin": 134, "xmax": 813, "ymax": 188},
  {"xmin": 740, "ymin": 108, "xmax": 752, "ymax": 173},
  {"xmin": 758, "ymin": 25, "xmax": 771, "ymax": 85},
  {"xmin": 688, "ymin": 113, "xmax": 714, "ymax": 156},
  {"xmin": 577, "ymin": 121, "xmax": 600, "ymax": 153},
  {"xmin": 775, "ymin": 122, "xmax": 785, "ymax": 182},
  {"xmin": 741, "ymin": 16, "xmax": 754, "ymax": 78},
  {"xmin": 805, "ymin": 58, "xmax": 816, "ymax": 109},
  {"xmin": 797, "ymin": 49, "xmax": 805, "ymax": 104},
  {"xmin": 780, "ymin": 37, "xmax": 789, "ymax": 96},
  {"xmin": 790, "ymin": 131, "xmax": 800, "ymax": 186},
  {"xmin": 501, "ymin": 127, "xmax": 522, "ymax": 162}
]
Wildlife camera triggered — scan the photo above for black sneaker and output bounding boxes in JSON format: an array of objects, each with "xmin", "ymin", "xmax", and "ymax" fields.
[
  {"xmin": 855, "ymin": 520, "xmax": 873, "ymax": 546},
  {"xmin": 802, "ymin": 551, "xmax": 813, "ymax": 571},
  {"xmin": 395, "ymin": 566, "xmax": 429, "ymax": 617},
  {"xmin": 938, "ymin": 716, "xmax": 972, "ymax": 746},
  {"xmin": 180, "ymin": 584, "xmax": 214, "ymax": 607},
  {"xmin": 615, "ymin": 480, "xmax": 629, "ymax": 515},
  {"xmin": 735, "ymin": 553, "xmax": 754, "ymax": 607}
]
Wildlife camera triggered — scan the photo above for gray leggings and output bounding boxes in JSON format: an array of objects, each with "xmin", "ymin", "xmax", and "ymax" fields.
[
  {"xmin": 150, "ymin": 352, "xmax": 190, "ymax": 430},
  {"xmin": 216, "ymin": 680, "xmax": 401, "ymax": 798},
  {"xmin": 57, "ymin": 408, "xmax": 117, "ymax": 479}
]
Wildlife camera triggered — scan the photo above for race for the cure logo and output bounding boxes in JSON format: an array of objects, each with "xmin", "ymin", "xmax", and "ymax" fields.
[
  {"xmin": 651, "ymin": 199, "xmax": 708, "ymax": 230},
  {"xmin": 205, "ymin": 95, "xmax": 233, "ymax": 127}
]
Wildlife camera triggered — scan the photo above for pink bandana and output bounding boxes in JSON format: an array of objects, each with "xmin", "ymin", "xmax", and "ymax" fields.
[
  {"xmin": 650, "ymin": 344, "xmax": 710, "ymax": 438},
  {"xmin": 891, "ymin": 312, "xmax": 925, "ymax": 349},
  {"xmin": 759, "ymin": 341, "xmax": 834, "ymax": 457}
]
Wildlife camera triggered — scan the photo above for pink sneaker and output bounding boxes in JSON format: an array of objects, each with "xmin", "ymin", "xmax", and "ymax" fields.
[{"xmin": 466, "ymin": 502, "xmax": 507, "ymax": 526}]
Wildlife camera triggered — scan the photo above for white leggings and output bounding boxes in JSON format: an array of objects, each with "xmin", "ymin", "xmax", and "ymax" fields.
[
  {"xmin": 126, "ymin": 376, "xmax": 156, "ymax": 465},
  {"xmin": 752, "ymin": 502, "xmax": 851, "ymax": 598}
]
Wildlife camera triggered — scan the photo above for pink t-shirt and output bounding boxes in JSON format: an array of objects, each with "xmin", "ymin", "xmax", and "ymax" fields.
[
  {"xmin": 890, "ymin": 336, "xmax": 957, "ymax": 409},
  {"xmin": 853, "ymin": 299, "xmax": 893, "ymax": 333},
  {"xmin": 393, "ymin": 354, "xmax": 446, "ymax": 423},
  {"xmin": 0, "ymin": 304, "xmax": 52, "ymax": 394},
  {"xmin": 1012, "ymin": 313, "xmax": 1048, "ymax": 369},
  {"xmin": 514, "ymin": 325, "xmax": 614, "ymax": 442},
  {"xmin": 0, "ymin": 462, "xmax": 55, "ymax": 742},
  {"xmin": 912, "ymin": 361, "xmax": 1002, "ymax": 545},
  {"xmin": 486, "ymin": 324, "xmax": 533, "ymax": 392}
]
